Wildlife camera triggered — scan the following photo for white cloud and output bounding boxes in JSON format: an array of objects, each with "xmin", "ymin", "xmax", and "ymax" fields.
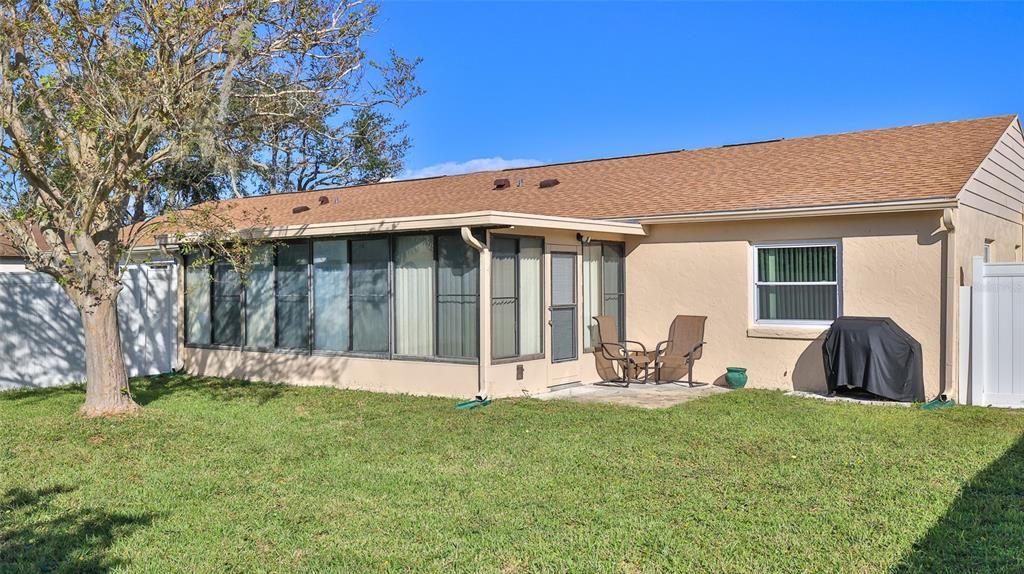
[{"xmin": 397, "ymin": 157, "xmax": 543, "ymax": 180}]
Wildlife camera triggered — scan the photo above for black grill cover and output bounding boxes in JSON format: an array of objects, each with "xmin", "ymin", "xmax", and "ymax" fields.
[{"xmin": 821, "ymin": 317, "xmax": 925, "ymax": 402}]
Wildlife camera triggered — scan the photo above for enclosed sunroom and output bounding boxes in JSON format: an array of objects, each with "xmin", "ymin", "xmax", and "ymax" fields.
[{"xmin": 177, "ymin": 212, "xmax": 646, "ymax": 398}]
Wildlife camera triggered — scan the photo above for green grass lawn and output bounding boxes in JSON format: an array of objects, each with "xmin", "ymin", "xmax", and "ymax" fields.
[{"xmin": 3, "ymin": 376, "xmax": 1024, "ymax": 573}]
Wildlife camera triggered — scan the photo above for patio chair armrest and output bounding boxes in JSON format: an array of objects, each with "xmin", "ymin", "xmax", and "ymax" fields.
[
  {"xmin": 598, "ymin": 341, "xmax": 628, "ymax": 360},
  {"xmin": 684, "ymin": 341, "xmax": 706, "ymax": 360},
  {"xmin": 622, "ymin": 339, "xmax": 648, "ymax": 354},
  {"xmin": 653, "ymin": 340, "xmax": 671, "ymax": 357}
]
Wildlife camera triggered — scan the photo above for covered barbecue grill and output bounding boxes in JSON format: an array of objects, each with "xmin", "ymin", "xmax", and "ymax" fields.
[{"xmin": 821, "ymin": 316, "xmax": 925, "ymax": 403}]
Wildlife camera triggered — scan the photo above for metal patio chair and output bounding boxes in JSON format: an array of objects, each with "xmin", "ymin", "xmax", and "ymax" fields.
[
  {"xmin": 592, "ymin": 315, "xmax": 650, "ymax": 387},
  {"xmin": 650, "ymin": 315, "xmax": 707, "ymax": 386}
]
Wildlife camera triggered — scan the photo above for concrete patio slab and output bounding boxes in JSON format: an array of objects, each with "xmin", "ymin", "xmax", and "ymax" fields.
[{"xmin": 532, "ymin": 382, "xmax": 730, "ymax": 409}]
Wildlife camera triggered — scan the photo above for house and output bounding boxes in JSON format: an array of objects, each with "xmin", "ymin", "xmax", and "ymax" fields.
[
  {"xmin": 10, "ymin": 114, "xmax": 1024, "ymax": 401},
  {"xmin": 0, "ymin": 238, "xmax": 27, "ymax": 272}
]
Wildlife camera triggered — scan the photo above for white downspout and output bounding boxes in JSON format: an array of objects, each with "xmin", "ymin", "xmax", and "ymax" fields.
[
  {"xmin": 942, "ymin": 208, "xmax": 957, "ymax": 402},
  {"xmin": 461, "ymin": 227, "xmax": 491, "ymax": 399}
]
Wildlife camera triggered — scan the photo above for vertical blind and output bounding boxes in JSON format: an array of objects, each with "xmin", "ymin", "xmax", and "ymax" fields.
[
  {"xmin": 518, "ymin": 238, "xmax": 543, "ymax": 356},
  {"xmin": 394, "ymin": 235, "xmax": 435, "ymax": 357},
  {"xmin": 491, "ymin": 237, "xmax": 518, "ymax": 359},
  {"xmin": 756, "ymin": 245, "xmax": 838, "ymax": 322}
]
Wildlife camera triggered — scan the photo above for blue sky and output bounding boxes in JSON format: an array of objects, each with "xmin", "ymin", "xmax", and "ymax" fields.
[{"xmin": 367, "ymin": 2, "xmax": 1024, "ymax": 179}]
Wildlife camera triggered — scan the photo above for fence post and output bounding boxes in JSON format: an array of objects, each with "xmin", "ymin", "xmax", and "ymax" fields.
[
  {"xmin": 959, "ymin": 285, "xmax": 971, "ymax": 405},
  {"xmin": 970, "ymin": 256, "xmax": 987, "ymax": 406}
]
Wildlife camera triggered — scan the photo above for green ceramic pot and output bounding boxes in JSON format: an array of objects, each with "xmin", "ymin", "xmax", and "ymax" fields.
[{"xmin": 725, "ymin": 367, "xmax": 748, "ymax": 389}]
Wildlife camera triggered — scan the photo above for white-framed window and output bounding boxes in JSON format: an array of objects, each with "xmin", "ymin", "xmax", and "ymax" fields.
[{"xmin": 752, "ymin": 241, "xmax": 841, "ymax": 325}]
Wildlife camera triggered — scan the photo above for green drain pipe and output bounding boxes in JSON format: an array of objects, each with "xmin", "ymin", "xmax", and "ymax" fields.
[
  {"xmin": 921, "ymin": 396, "xmax": 955, "ymax": 411},
  {"xmin": 455, "ymin": 397, "xmax": 491, "ymax": 410}
]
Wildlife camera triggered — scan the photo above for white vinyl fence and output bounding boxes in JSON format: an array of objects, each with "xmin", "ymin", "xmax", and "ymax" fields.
[
  {"xmin": 962, "ymin": 256, "xmax": 1024, "ymax": 407},
  {"xmin": 0, "ymin": 262, "xmax": 177, "ymax": 391}
]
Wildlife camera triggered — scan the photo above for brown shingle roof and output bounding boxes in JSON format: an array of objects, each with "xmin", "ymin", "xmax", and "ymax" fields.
[
  {"xmin": 0, "ymin": 236, "xmax": 17, "ymax": 258},
  {"xmin": 173, "ymin": 114, "xmax": 1016, "ymax": 230},
  {"xmin": 2, "ymin": 114, "xmax": 1017, "ymax": 255}
]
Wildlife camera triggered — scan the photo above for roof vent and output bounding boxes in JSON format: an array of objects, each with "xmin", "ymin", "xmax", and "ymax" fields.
[
  {"xmin": 539, "ymin": 178, "xmax": 560, "ymax": 189},
  {"xmin": 516, "ymin": 178, "xmax": 524, "ymax": 188},
  {"xmin": 292, "ymin": 205, "xmax": 310, "ymax": 214},
  {"xmin": 318, "ymin": 196, "xmax": 330, "ymax": 205},
  {"xmin": 493, "ymin": 178, "xmax": 510, "ymax": 190}
]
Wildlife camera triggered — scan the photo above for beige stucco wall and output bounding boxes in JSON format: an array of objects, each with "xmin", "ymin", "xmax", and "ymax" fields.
[
  {"xmin": 185, "ymin": 347, "xmax": 480, "ymax": 397},
  {"xmin": 182, "ymin": 212, "xmax": 960, "ymax": 400},
  {"xmin": 624, "ymin": 212, "xmax": 947, "ymax": 397},
  {"xmin": 956, "ymin": 206, "xmax": 1023, "ymax": 286}
]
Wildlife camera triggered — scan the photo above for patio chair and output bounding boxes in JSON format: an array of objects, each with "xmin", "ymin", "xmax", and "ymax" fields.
[
  {"xmin": 592, "ymin": 315, "xmax": 650, "ymax": 387},
  {"xmin": 651, "ymin": 315, "xmax": 707, "ymax": 386}
]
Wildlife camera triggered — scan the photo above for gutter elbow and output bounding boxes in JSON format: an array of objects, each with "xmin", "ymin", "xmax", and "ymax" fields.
[{"xmin": 461, "ymin": 226, "xmax": 484, "ymax": 252}]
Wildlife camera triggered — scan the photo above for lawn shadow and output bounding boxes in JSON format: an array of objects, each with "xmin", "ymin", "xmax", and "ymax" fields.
[
  {"xmin": 0, "ymin": 384, "xmax": 85, "ymax": 406},
  {"xmin": 0, "ymin": 485, "xmax": 156, "ymax": 573},
  {"xmin": 132, "ymin": 373, "xmax": 285, "ymax": 407},
  {"xmin": 0, "ymin": 374, "xmax": 286, "ymax": 409},
  {"xmin": 891, "ymin": 433, "xmax": 1024, "ymax": 573}
]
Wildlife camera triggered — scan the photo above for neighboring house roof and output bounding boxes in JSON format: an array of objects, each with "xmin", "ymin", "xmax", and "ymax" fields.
[
  {"xmin": 159, "ymin": 114, "xmax": 1017, "ymax": 233},
  {"xmin": 0, "ymin": 237, "xmax": 17, "ymax": 258}
]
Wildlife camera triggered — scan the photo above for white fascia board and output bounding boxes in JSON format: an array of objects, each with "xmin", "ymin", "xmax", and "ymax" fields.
[
  {"xmin": 160, "ymin": 210, "xmax": 646, "ymax": 246},
  {"xmin": 618, "ymin": 197, "xmax": 958, "ymax": 225}
]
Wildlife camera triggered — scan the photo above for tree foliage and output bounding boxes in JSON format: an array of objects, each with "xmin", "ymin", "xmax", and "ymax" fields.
[{"xmin": 0, "ymin": 0, "xmax": 420, "ymax": 415}]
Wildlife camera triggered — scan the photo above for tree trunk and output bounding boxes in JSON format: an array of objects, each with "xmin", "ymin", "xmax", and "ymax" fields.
[{"xmin": 79, "ymin": 297, "xmax": 140, "ymax": 417}]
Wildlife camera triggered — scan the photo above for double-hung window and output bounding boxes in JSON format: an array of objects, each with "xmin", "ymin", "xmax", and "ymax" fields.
[
  {"xmin": 491, "ymin": 236, "xmax": 544, "ymax": 361},
  {"xmin": 753, "ymin": 242, "xmax": 840, "ymax": 325}
]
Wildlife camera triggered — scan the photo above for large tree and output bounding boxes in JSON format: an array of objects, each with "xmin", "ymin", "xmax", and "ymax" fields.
[{"xmin": 0, "ymin": 0, "xmax": 420, "ymax": 416}]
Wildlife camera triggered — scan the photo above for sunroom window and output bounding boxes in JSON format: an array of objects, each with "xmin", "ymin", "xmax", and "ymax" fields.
[
  {"xmin": 394, "ymin": 235, "xmax": 435, "ymax": 357},
  {"xmin": 184, "ymin": 252, "xmax": 211, "ymax": 345},
  {"xmin": 582, "ymin": 242, "xmax": 625, "ymax": 349},
  {"xmin": 754, "ymin": 243, "xmax": 840, "ymax": 324},
  {"xmin": 491, "ymin": 236, "xmax": 543, "ymax": 360},
  {"xmin": 211, "ymin": 260, "xmax": 242, "ymax": 346},
  {"xmin": 184, "ymin": 232, "xmax": 480, "ymax": 362}
]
